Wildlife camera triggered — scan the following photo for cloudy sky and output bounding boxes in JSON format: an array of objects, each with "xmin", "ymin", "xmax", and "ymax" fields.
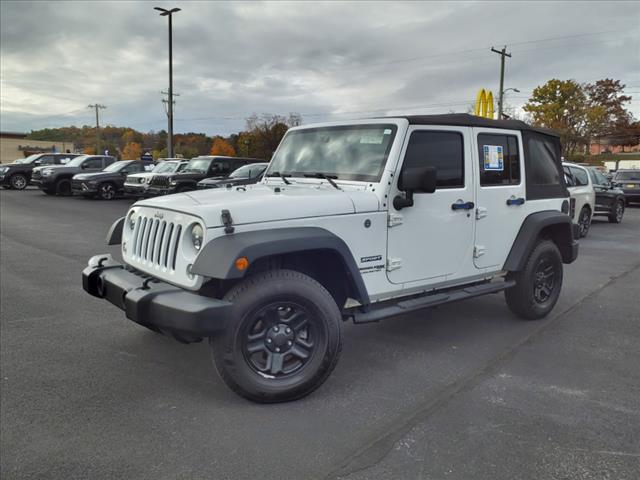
[{"xmin": 1, "ymin": 1, "xmax": 639, "ymax": 136}]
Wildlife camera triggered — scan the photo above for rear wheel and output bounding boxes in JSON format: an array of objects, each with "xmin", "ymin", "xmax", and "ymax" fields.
[
  {"xmin": 505, "ymin": 239, "xmax": 563, "ymax": 320},
  {"xmin": 55, "ymin": 178, "xmax": 72, "ymax": 196},
  {"xmin": 608, "ymin": 200, "xmax": 624, "ymax": 223},
  {"xmin": 577, "ymin": 206, "xmax": 591, "ymax": 238},
  {"xmin": 98, "ymin": 182, "xmax": 116, "ymax": 200},
  {"xmin": 10, "ymin": 174, "xmax": 28, "ymax": 190},
  {"xmin": 210, "ymin": 269, "xmax": 342, "ymax": 403}
]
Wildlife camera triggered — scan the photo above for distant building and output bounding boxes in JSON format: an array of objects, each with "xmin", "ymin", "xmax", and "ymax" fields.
[
  {"xmin": 589, "ymin": 135, "xmax": 640, "ymax": 155},
  {"xmin": 0, "ymin": 132, "xmax": 75, "ymax": 164}
]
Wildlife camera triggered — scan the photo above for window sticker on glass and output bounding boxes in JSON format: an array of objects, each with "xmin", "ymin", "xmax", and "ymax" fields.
[
  {"xmin": 360, "ymin": 134, "xmax": 385, "ymax": 144},
  {"xmin": 383, "ymin": 129, "xmax": 392, "ymax": 135},
  {"xmin": 483, "ymin": 145, "xmax": 504, "ymax": 171}
]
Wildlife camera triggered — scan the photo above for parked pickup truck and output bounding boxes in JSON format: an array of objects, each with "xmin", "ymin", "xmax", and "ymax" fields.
[
  {"xmin": 145, "ymin": 155, "xmax": 263, "ymax": 196},
  {"xmin": 83, "ymin": 114, "xmax": 578, "ymax": 403},
  {"xmin": 0, "ymin": 153, "xmax": 80, "ymax": 190}
]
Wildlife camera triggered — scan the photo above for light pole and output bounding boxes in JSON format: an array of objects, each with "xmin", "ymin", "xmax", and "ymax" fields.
[{"xmin": 155, "ymin": 6, "xmax": 181, "ymax": 158}]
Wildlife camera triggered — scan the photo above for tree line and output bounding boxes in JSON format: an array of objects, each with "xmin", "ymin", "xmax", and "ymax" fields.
[
  {"xmin": 26, "ymin": 78, "xmax": 637, "ymax": 161},
  {"xmin": 26, "ymin": 113, "xmax": 303, "ymax": 161}
]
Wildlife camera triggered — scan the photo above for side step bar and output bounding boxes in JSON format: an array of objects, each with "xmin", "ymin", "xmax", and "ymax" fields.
[{"xmin": 352, "ymin": 280, "xmax": 516, "ymax": 324}]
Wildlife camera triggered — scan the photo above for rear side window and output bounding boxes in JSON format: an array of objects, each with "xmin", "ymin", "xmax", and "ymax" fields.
[
  {"xmin": 569, "ymin": 166, "xmax": 589, "ymax": 186},
  {"xmin": 401, "ymin": 131, "xmax": 464, "ymax": 188},
  {"xmin": 39, "ymin": 155, "xmax": 55, "ymax": 165},
  {"xmin": 527, "ymin": 137, "xmax": 561, "ymax": 186},
  {"xmin": 477, "ymin": 134, "xmax": 520, "ymax": 186}
]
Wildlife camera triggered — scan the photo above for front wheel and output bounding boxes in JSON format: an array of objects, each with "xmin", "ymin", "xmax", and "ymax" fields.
[
  {"xmin": 98, "ymin": 182, "xmax": 116, "ymax": 200},
  {"xmin": 505, "ymin": 239, "xmax": 563, "ymax": 320},
  {"xmin": 10, "ymin": 174, "xmax": 28, "ymax": 190},
  {"xmin": 608, "ymin": 200, "xmax": 624, "ymax": 224},
  {"xmin": 210, "ymin": 269, "xmax": 342, "ymax": 403},
  {"xmin": 55, "ymin": 178, "xmax": 72, "ymax": 196}
]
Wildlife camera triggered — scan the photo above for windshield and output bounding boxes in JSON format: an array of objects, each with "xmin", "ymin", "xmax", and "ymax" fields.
[
  {"xmin": 154, "ymin": 161, "xmax": 180, "ymax": 173},
  {"xmin": 66, "ymin": 155, "xmax": 90, "ymax": 167},
  {"xmin": 266, "ymin": 124, "xmax": 397, "ymax": 182},
  {"xmin": 104, "ymin": 161, "xmax": 129, "ymax": 172},
  {"xmin": 615, "ymin": 171, "xmax": 640, "ymax": 181},
  {"xmin": 230, "ymin": 164, "xmax": 266, "ymax": 178},
  {"xmin": 184, "ymin": 158, "xmax": 212, "ymax": 173},
  {"xmin": 14, "ymin": 154, "xmax": 42, "ymax": 164}
]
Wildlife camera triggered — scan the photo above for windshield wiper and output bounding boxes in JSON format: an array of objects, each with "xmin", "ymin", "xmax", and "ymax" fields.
[
  {"xmin": 265, "ymin": 171, "xmax": 292, "ymax": 185},
  {"xmin": 304, "ymin": 172, "xmax": 341, "ymax": 190}
]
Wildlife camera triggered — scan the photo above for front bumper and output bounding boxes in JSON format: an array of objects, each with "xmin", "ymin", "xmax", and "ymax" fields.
[
  {"xmin": 124, "ymin": 183, "xmax": 146, "ymax": 196},
  {"xmin": 82, "ymin": 254, "xmax": 232, "ymax": 336},
  {"xmin": 32, "ymin": 177, "xmax": 53, "ymax": 188},
  {"xmin": 145, "ymin": 185, "xmax": 176, "ymax": 196},
  {"xmin": 72, "ymin": 181, "xmax": 98, "ymax": 195}
]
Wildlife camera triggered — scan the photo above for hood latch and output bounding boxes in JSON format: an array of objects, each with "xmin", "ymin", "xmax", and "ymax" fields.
[{"xmin": 221, "ymin": 209, "xmax": 235, "ymax": 234}]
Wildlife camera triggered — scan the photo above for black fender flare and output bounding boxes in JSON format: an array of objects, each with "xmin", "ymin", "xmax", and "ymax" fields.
[
  {"xmin": 191, "ymin": 227, "xmax": 370, "ymax": 306},
  {"xmin": 107, "ymin": 217, "xmax": 125, "ymax": 245},
  {"xmin": 503, "ymin": 210, "xmax": 578, "ymax": 272}
]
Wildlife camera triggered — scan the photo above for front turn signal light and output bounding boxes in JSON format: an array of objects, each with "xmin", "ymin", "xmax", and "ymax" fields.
[{"xmin": 235, "ymin": 257, "xmax": 249, "ymax": 271}]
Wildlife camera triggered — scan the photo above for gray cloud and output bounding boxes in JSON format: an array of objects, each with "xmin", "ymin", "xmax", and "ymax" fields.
[{"xmin": 1, "ymin": 0, "xmax": 639, "ymax": 135}]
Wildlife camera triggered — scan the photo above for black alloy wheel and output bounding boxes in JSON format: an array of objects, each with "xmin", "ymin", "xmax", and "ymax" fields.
[
  {"xmin": 242, "ymin": 303, "xmax": 318, "ymax": 378},
  {"xmin": 10, "ymin": 174, "xmax": 27, "ymax": 190},
  {"xmin": 56, "ymin": 179, "xmax": 72, "ymax": 196},
  {"xmin": 99, "ymin": 183, "xmax": 116, "ymax": 200},
  {"xmin": 609, "ymin": 200, "xmax": 624, "ymax": 224},
  {"xmin": 532, "ymin": 257, "xmax": 558, "ymax": 304}
]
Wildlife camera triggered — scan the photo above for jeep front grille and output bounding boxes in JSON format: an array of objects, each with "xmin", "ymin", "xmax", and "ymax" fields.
[
  {"xmin": 131, "ymin": 215, "xmax": 182, "ymax": 271},
  {"xmin": 149, "ymin": 175, "xmax": 170, "ymax": 187}
]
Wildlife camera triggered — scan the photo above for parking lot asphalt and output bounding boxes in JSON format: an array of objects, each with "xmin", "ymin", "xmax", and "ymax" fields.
[{"xmin": 1, "ymin": 188, "xmax": 639, "ymax": 480}]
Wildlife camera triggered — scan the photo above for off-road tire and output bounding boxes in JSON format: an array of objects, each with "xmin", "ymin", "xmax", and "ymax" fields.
[
  {"xmin": 55, "ymin": 178, "xmax": 72, "ymax": 196},
  {"xmin": 577, "ymin": 206, "xmax": 591, "ymax": 238},
  {"xmin": 505, "ymin": 239, "xmax": 563, "ymax": 320},
  {"xmin": 608, "ymin": 200, "xmax": 624, "ymax": 224},
  {"xmin": 98, "ymin": 182, "xmax": 117, "ymax": 200},
  {"xmin": 10, "ymin": 174, "xmax": 28, "ymax": 190},
  {"xmin": 210, "ymin": 269, "xmax": 342, "ymax": 403}
]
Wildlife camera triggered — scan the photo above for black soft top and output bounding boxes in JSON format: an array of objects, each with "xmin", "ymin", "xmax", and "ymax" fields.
[{"xmin": 381, "ymin": 113, "xmax": 558, "ymax": 138}]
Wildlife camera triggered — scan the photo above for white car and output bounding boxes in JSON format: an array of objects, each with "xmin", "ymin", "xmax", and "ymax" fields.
[
  {"xmin": 562, "ymin": 162, "xmax": 595, "ymax": 238},
  {"xmin": 123, "ymin": 159, "xmax": 187, "ymax": 196},
  {"xmin": 84, "ymin": 114, "xmax": 579, "ymax": 403}
]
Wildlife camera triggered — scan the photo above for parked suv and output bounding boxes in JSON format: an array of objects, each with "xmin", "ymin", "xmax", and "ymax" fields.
[
  {"xmin": 562, "ymin": 162, "xmax": 595, "ymax": 237},
  {"xmin": 613, "ymin": 169, "xmax": 640, "ymax": 205},
  {"xmin": 0, "ymin": 153, "xmax": 80, "ymax": 190},
  {"xmin": 124, "ymin": 159, "xmax": 188, "ymax": 197},
  {"xmin": 145, "ymin": 156, "xmax": 262, "ymax": 196},
  {"xmin": 197, "ymin": 162, "xmax": 268, "ymax": 189},
  {"xmin": 83, "ymin": 114, "xmax": 578, "ymax": 403},
  {"xmin": 585, "ymin": 166, "xmax": 626, "ymax": 223},
  {"xmin": 72, "ymin": 160, "xmax": 155, "ymax": 200},
  {"xmin": 32, "ymin": 155, "xmax": 115, "ymax": 196}
]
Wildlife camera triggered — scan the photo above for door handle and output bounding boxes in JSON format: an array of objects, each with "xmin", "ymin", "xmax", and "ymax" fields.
[
  {"xmin": 506, "ymin": 197, "xmax": 525, "ymax": 206},
  {"xmin": 451, "ymin": 201, "xmax": 475, "ymax": 210}
]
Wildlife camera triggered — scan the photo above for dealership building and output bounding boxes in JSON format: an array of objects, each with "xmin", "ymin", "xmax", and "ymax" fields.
[{"xmin": 0, "ymin": 132, "xmax": 75, "ymax": 164}]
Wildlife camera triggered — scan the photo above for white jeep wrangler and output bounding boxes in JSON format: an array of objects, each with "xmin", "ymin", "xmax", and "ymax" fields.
[{"xmin": 83, "ymin": 114, "xmax": 578, "ymax": 402}]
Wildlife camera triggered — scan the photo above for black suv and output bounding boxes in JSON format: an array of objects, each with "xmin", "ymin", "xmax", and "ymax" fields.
[
  {"xmin": 146, "ymin": 156, "xmax": 262, "ymax": 196},
  {"xmin": 613, "ymin": 169, "xmax": 640, "ymax": 205},
  {"xmin": 72, "ymin": 160, "xmax": 155, "ymax": 200},
  {"xmin": 197, "ymin": 162, "xmax": 268, "ymax": 189},
  {"xmin": 32, "ymin": 155, "xmax": 116, "ymax": 196},
  {"xmin": 585, "ymin": 166, "xmax": 626, "ymax": 223},
  {"xmin": 0, "ymin": 153, "xmax": 80, "ymax": 190}
]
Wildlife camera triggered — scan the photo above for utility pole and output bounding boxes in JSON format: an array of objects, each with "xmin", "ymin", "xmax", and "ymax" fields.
[
  {"xmin": 491, "ymin": 46, "xmax": 512, "ymax": 119},
  {"xmin": 155, "ymin": 7, "xmax": 181, "ymax": 158},
  {"xmin": 87, "ymin": 104, "xmax": 106, "ymax": 154},
  {"xmin": 161, "ymin": 90, "xmax": 179, "ymax": 118}
]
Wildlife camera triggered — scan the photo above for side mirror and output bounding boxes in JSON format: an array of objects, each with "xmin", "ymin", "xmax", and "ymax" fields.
[
  {"xmin": 394, "ymin": 166, "xmax": 437, "ymax": 210},
  {"xmin": 34, "ymin": 160, "xmax": 42, "ymax": 165}
]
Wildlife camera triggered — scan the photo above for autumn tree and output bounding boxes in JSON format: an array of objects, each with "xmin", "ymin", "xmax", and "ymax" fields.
[
  {"xmin": 83, "ymin": 146, "xmax": 96, "ymax": 155},
  {"xmin": 210, "ymin": 137, "xmax": 236, "ymax": 156},
  {"xmin": 122, "ymin": 142, "xmax": 142, "ymax": 160},
  {"xmin": 243, "ymin": 113, "xmax": 302, "ymax": 159}
]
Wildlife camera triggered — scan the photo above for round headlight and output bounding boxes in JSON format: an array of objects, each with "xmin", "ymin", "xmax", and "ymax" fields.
[
  {"xmin": 191, "ymin": 224, "xmax": 204, "ymax": 251},
  {"xmin": 128, "ymin": 211, "xmax": 137, "ymax": 230}
]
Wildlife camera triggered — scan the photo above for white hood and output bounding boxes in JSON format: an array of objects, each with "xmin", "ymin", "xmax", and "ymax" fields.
[{"xmin": 135, "ymin": 183, "xmax": 379, "ymax": 227}]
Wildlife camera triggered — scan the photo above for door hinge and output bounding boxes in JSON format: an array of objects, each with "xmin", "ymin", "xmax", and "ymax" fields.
[
  {"xmin": 388, "ymin": 212, "xmax": 403, "ymax": 227},
  {"xmin": 473, "ymin": 245, "xmax": 486, "ymax": 258},
  {"xmin": 386, "ymin": 258, "xmax": 402, "ymax": 271},
  {"xmin": 476, "ymin": 207, "xmax": 488, "ymax": 220}
]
